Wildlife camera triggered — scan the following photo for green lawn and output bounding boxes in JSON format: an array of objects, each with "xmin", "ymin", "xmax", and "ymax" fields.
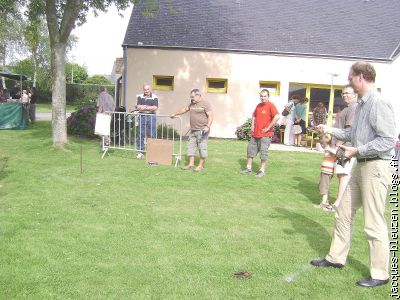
[
  {"xmin": 0, "ymin": 122, "xmax": 392, "ymax": 299},
  {"xmin": 36, "ymin": 103, "xmax": 75, "ymax": 113}
]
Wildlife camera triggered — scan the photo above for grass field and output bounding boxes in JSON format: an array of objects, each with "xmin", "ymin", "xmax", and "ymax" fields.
[{"xmin": 0, "ymin": 122, "xmax": 392, "ymax": 299}]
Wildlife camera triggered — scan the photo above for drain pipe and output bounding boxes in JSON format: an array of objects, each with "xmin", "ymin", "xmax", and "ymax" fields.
[{"xmin": 123, "ymin": 45, "xmax": 128, "ymax": 108}]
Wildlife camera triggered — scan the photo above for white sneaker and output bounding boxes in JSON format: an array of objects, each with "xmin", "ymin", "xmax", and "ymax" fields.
[{"xmin": 136, "ymin": 152, "xmax": 144, "ymax": 159}]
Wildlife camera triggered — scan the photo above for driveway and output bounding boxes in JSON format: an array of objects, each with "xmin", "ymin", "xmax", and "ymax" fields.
[{"xmin": 36, "ymin": 112, "xmax": 71, "ymax": 121}]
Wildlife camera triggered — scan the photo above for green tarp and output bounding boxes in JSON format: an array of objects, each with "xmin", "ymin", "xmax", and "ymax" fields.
[{"xmin": 0, "ymin": 103, "xmax": 28, "ymax": 130}]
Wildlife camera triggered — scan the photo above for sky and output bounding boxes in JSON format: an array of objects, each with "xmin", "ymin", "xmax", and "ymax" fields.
[{"xmin": 69, "ymin": 5, "xmax": 133, "ymax": 76}]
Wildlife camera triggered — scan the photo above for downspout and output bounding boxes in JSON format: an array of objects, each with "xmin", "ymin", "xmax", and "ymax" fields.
[{"xmin": 123, "ymin": 46, "xmax": 128, "ymax": 108}]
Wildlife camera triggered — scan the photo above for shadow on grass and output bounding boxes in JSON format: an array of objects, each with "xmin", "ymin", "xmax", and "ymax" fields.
[
  {"xmin": 274, "ymin": 207, "xmax": 330, "ymax": 257},
  {"xmin": 293, "ymin": 176, "xmax": 320, "ymax": 205},
  {"xmin": 275, "ymin": 207, "xmax": 369, "ymax": 277},
  {"xmin": 0, "ymin": 157, "xmax": 10, "ymax": 181},
  {"xmin": 237, "ymin": 158, "xmax": 260, "ymax": 171}
]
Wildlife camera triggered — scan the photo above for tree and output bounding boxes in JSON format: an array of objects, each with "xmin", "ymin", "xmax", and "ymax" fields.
[
  {"xmin": 65, "ymin": 62, "xmax": 88, "ymax": 84},
  {"xmin": 28, "ymin": 0, "xmax": 137, "ymax": 147},
  {"xmin": 26, "ymin": 0, "xmax": 159, "ymax": 147},
  {"xmin": 84, "ymin": 75, "xmax": 112, "ymax": 85},
  {"xmin": 0, "ymin": 0, "xmax": 25, "ymax": 88},
  {"xmin": 22, "ymin": 0, "xmax": 55, "ymax": 88}
]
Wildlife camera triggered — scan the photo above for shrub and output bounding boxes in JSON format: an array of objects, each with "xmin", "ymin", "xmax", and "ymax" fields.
[
  {"xmin": 67, "ymin": 102, "xmax": 97, "ymax": 138},
  {"xmin": 235, "ymin": 118, "xmax": 252, "ymax": 140},
  {"xmin": 157, "ymin": 123, "xmax": 180, "ymax": 139}
]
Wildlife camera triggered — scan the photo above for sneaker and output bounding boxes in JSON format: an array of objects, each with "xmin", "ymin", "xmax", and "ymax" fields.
[
  {"xmin": 256, "ymin": 170, "xmax": 265, "ymax": 177},
  {"xmin": 136, "ymin": 152, "xmax": 144, "ymax": 159},
  {"xmin": 240, "ymin": 168, "xmax": 252, "ymax": 174}
]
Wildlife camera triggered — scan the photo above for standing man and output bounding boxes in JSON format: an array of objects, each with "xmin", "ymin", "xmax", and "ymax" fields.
[
  {"xmin": 29, "ymin": 87, "xmax": 38, "ymax": 123},
  {"xmin": 241, "ymin": 89, "xmax": 280, "ymax": 177},
  {"xmin": 97, "ymin": 86, "xmax": 115, "ymax": 113},
  {"xmin": 170, "ymin": 89, "xmax": 213, "ymax": 172},
  {"xmin": 136, "ymin": 84, "xmax": 158, "ymax": 159},
  {"xmin": 11, "ymin": 82, "xmax": 21, "ymax": 100},
  {"xmin": 311, "ymin": 61, "xmax": 396, "ymax": 288},
  {"xmin": 96, "ymin": 86, "xmax": 115, "ymax": 146}
]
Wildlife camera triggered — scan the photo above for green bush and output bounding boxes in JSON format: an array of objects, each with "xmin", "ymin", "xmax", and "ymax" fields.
[
  {"xmin": 157, "ymin": 123, "xmax": 180, "ymax": 139},
  {"xmin": 67, "ymin": 101, "xmax": 97, "ymax": 138},
  {"xmin": 235, "ymin": 118, "xmax": 252, "ymax": 140},
  {"xmin": 66, "ymin": 83, "xmax": 114, "ymax": 104}
]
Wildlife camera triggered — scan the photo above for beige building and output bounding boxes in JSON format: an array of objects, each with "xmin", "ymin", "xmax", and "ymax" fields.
[{"xmin": 119, "ymin": 0, "xmax": 400, "ymax": 138}]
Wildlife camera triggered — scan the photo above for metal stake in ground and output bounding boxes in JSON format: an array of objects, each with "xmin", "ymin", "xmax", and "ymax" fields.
[{"xmin": 80, "ymin": 145, "xmax": 83, "ymax": 174}]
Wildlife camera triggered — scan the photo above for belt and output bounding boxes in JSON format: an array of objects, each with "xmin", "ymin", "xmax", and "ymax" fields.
[{"xmin": 357, "ymin": 157, "xmax": 381, "ymax": 163}]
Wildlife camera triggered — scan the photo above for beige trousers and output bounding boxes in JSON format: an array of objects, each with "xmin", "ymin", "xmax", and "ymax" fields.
[{"xmin": 326, "ymin": 159, "xmax": 393, "ymax": 280}]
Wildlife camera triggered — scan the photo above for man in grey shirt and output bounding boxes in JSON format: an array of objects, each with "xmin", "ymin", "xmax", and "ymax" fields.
[
  {"xmin": 97, "ymin": 86, "xmax": 115, "ymax": 146},
  {"xmin": 97, "ymin": 86, "xmax": 115, "ymax": 113},
  {"xmin": 311, "ymin": 61, "xmax": 396, "ymax": 288}
]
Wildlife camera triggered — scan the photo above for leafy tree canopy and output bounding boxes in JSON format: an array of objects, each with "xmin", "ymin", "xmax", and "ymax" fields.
[
  {"xmin": 65, "ymin": 62, "xmax": 88, "ymax": 84},
  {"xmin": 84, "ymin": 75, "xmax": 112, "ymax": 85}
]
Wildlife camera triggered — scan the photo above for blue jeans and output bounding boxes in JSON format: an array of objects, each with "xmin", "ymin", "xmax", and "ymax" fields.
[{"xmin": 136, "ymin": 114, "xmax": 157, "ymax": 152}]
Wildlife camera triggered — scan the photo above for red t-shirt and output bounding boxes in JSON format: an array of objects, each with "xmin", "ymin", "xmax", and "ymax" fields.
[{"xmin": 252, "ymin": 101, "xmax": 279, "ymax": 138}]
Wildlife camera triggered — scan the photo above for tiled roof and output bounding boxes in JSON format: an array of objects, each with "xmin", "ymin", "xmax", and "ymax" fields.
[{"xmin": 123, "ymin": 0, "xmax": 400, "ymax": 61}]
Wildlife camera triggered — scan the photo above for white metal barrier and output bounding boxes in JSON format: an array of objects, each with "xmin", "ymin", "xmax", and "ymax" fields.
[{"xmin": 100, "ymin": 111, "xmax": 182, "ymax": 166}]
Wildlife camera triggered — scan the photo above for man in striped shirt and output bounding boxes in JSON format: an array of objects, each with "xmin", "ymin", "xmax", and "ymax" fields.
[{"xmin": 311, "ymin": 61, "xmax": 396, "ymax": 288}]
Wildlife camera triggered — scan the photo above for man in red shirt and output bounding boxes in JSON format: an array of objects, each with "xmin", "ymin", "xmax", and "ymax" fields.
[{"xmin": 241, "ymin": 89, "xmax": 280, "ymax": 177}]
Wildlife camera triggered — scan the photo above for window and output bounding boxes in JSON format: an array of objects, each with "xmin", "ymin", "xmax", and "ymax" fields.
[
  {"xmin": 206, "ymin": 78, "xmax": 228, "ymax": 93},
  {"xmin": 259, "ymin": 81, "xmax": 280, "ymax": 96},
  {"xmin": 153, "ymin": 75, "xmax": 174, "ymax": 91}
]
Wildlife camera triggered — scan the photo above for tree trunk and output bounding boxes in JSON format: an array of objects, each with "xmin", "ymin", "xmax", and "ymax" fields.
[
  {"xmin": 1, "ymin": 45, "xmax": 6, "ymax": 89},
  {"xmin": 51, "ymin": 42, "xmax": 68, "ymax": 147},
  {"xmin": 33, "ymin": 52, "xmax": 37, "ymax": 88}
]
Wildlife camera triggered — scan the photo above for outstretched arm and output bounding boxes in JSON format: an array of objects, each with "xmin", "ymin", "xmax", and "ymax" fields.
[{"xmin": 170, "ymin": 106, "xmax": 189, "ymax": 118}]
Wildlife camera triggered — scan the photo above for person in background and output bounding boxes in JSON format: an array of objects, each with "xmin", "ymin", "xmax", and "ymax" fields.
[
  {"xmin": 314, "ymin": 133, "xmax": 336, "ymax": 211},
  {"xmin": 29, "ymin": 87, "xmax": 38, "ymax": 123},
  {"xmin": 170, "ymin": 89, "xmax": 213, "ymax": 172},
  {"xmin": 240, "ymin": 89, "xmax": 280, "ymax": 177},
  {"xmin": 135, "ymin": 84, "xmax": 159, "ymax": 159},
  {"xmin": 312, "ymin": 102, "xmax": 327, "ymax": 127},
  {"xmin": 325, "ymin": 85, "xmax": 358, "ymax": 212},
  {"xmin": 97, "ymin": 86, "xmax": 115, "ymax": 113},
  {"xmin": 294, "ymin": 97, "xmax": 308, "ymax": 146},
  {"xmin": 21, "ymin": 90, "xmax": 29, "ymax": 104},
  {"xmin": 96, "ymin": 86, "xmax": 115, "ymax": 146},
  {"xmin": 283, "ymin": 95, "xmax": 300, "ymax": 146},
  {"xmin": 311, "ymin": 61, "xmax": 395, "ymax": 288},
  {"xmin": 10, "ymin": 82, "xmax": 21, "ymax": 99}
]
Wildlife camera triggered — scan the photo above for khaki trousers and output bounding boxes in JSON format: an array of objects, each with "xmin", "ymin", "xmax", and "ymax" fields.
[{"xmin": 326, "ymin": 159, "xmax": 393, "ymax": 280}]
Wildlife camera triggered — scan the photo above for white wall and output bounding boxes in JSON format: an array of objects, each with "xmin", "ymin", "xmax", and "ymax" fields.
[{"xmin": 124, "ymin": 48, "xmax": 399, "ymax": 138}]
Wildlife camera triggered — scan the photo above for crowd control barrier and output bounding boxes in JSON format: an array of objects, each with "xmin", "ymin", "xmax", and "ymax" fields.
[{"xmin": 99, "ymin": 111, "xmax": 182, "ymax": 166}]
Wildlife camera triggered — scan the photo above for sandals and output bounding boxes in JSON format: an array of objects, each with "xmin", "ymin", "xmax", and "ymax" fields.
[
  {"xmin": 181, "ymin": 165, "xmax": 194, "ymax": 170},
  {"xmin": 193, "ymin": 166, "xmax": 203, "ymax": 172}
]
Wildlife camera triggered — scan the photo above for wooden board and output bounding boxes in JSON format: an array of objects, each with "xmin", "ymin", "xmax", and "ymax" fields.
[{"xmin": 145, "ymin": 138, "xmax": 174, "ymax": 166}]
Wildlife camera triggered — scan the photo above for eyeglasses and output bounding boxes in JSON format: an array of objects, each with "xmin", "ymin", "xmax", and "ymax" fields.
[{"xmin": 341, "ymin": 92, "xmax": 353, "ymax": 96}]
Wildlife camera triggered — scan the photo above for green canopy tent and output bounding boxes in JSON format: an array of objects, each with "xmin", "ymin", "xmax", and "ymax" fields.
[{"xmin": 0, "ymin": 72, "xmax": 30, "ymax": 130}]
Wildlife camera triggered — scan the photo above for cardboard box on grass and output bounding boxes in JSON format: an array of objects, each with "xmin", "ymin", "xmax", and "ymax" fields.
[{"xmin": 145, "ymin": 138, "xmax": 174, "ymax": 166}]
